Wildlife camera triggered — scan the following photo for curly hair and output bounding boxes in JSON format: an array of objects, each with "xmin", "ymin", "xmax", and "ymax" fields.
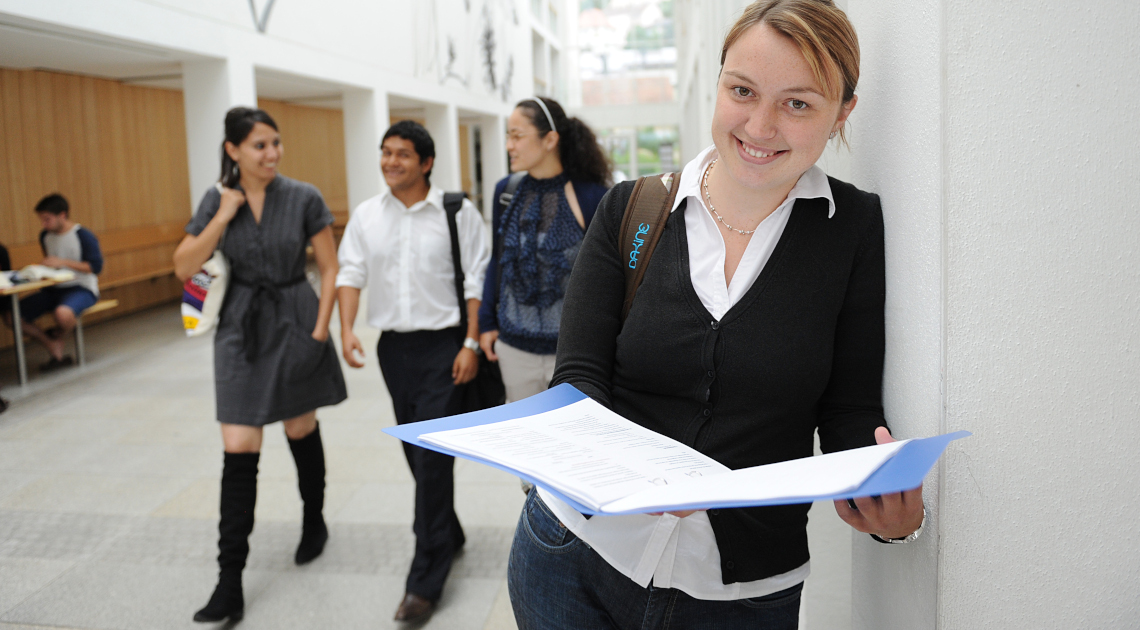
[{"xmin": 516, "ymin": 97, "xmax": 611, "ymax": 186}]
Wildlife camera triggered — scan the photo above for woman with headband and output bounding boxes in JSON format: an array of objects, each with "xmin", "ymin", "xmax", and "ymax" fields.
[{"xmin": 478, "ymin": 97, "xmax": 611, "ymax": 403}]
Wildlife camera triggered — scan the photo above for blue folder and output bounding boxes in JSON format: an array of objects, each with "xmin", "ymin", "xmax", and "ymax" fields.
[{"xmin": 384, "ymin": 384, "xmax": 971, "ymax": 515}]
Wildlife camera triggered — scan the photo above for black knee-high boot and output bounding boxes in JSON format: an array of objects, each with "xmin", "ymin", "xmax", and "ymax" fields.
[
  {"xmin": 194, "ymin": 452, "xmax": 259, "ymax": 623},
  {"xmin": 288, "ymin": 421, "xmax": 328, "ymax": 565}
]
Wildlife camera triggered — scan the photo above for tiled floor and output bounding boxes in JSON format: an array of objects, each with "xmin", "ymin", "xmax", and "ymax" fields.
[{"xmin": 0, "ymin": 303, "xmax": 851, "ymax": 629}]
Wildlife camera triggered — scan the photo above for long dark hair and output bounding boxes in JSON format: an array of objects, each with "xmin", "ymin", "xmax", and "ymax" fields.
[
  {"xmin": 516, "ymin": 97, "xmax": 611, "ymax": 186},
  {"xmin": 219, "ymin": 107, "xmax": 279, "ymax": 188}
]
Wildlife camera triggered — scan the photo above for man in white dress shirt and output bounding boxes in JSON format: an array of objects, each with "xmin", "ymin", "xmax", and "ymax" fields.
[{"xmin": 336, "ymin": 121, "xmax": 489, "ymax": 622}]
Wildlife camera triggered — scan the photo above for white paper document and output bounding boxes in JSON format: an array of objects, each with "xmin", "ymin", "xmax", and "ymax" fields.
[{"xmin": 419, "ymin": 396, "xmax": 907, "ymax": 514}]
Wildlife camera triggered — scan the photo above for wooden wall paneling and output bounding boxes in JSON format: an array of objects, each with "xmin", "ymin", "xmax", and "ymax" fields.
[
  {"xmin": 81, "ymin": 75, "xmax": 104, "ymax": 232},
  {"xmin": 1, "ymin": 67, "xmax": 193, "ymax": 352},
  {"xmin": 459, "ymin": 123, "xmax": 472, "ymax": 197},
  {"xmin": 0, "ymin": 70, "xmax": 14, "ymax": 244},
  {"xmin": 258, "ymin": 97, "xmax": 349, "ymax": 215}
]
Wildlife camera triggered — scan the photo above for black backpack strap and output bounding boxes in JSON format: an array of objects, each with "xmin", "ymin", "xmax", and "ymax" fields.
[
  {"xmin": 443, "ymin": 191, "xmax": 469, "ymax": 331},
  {"xmin": 498, "ymin": 171, "xmax": 527, "ymax": 208},
  {"xmin": 619, "ymin": 173, "xmax": 680, "ymax": 321}
]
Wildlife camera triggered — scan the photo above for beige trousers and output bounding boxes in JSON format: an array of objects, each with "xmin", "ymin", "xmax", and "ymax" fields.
[{"xmin": 495, "ymin": 339, "xmax": 558, "ymax": 403}]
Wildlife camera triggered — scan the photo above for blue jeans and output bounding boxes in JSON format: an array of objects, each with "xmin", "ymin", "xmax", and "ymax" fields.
[{"xmin": 508, "ymin": 490, "xmax": 802, "ymax": 630}]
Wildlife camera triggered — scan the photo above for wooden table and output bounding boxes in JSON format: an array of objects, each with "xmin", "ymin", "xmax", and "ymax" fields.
[{"xmin": 2, "ymin": 279, "xmax": 62, "ymax": 387}]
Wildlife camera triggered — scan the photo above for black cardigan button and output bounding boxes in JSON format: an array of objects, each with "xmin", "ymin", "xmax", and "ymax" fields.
[
  {"xmin": 725, "ymin": 561, "xmax": 735, "ymax": 570},
  {"xmin": 702, "ymin": 409, "xmax": 711, "ymax": 417},
  {"xmin": 707, "ymin": 370, "xmax": 715, "ymax": 378},
  {"xmin": 711, "ymin": 320, "xmax": 720, "ymax": 330}
]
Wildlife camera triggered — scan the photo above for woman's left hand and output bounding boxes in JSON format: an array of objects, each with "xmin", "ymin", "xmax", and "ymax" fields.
[
  {"xmin": 834, "ymin": 427, "xmax": 925, "ymax": 539},
  {"xmin": 311, "ymin": 327, "xmax": 329, "ymax": 343}
]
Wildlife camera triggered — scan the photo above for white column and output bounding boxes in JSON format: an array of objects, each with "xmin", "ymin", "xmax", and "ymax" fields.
[
  {"xmin": 181, "ymin": 57, "xmax": 257, "ymax": 213},
  {"xmin": 479, "ymin": 114, "xmax": 508, "ymax": 219},
  {"xmin": 423, "ymin": 102, "xmax": 460, "ymax": 191},
  {"xmin": 342, "ymin": 88, "xmax": 388, "ymax": 212}
]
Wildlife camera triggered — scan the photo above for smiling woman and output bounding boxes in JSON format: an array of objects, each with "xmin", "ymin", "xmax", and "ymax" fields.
[
  {"xmin": 507, "ymin": 2, "xmax": 924, "ymax": 629},
  {"xmin": 172, "ymin": 106, "xmax": 347, "ymax": 624}
]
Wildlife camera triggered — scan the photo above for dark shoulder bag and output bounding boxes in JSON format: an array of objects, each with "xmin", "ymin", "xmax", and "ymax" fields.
[
  {"xmin": 618, "ymin": 173, "xmax": 681, "ymax": 321},
  {"xmin": 443, "ymin": 192, "xmax": 507, "ymax": 411}
]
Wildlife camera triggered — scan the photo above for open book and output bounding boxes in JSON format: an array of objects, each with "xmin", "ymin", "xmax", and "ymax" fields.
[{"xmin": 385, "ymin": 384, "xmax": 970, "ymax": 515}]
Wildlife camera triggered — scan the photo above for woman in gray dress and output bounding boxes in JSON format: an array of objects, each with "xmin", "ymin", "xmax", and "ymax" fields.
[{"xmin": 173, "ymin": 107, "xmax": 347, "ymax": 623}]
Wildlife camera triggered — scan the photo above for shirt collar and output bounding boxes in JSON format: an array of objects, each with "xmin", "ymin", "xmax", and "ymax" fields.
[
  {"xmin": 670, "ymin": 145, "xmax": 836, "ymax": 219},
  {"xmin": 380, "ymin": 184, "xmax": 445, "ymax": 213}
]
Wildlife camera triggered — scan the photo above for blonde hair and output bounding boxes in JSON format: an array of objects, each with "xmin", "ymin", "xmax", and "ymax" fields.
[{"xmin": 721, "ymin": 0, "xmax": 859, "ymax": 143}]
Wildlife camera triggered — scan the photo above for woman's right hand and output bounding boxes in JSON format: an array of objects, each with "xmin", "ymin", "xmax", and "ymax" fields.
[
  {"xmin": 480, "ymin": 330, "xmax": 499, "ymax": 361},
  {"xmin": 215, "ymin": 186, "xmax": 246, "ymax": 224}
]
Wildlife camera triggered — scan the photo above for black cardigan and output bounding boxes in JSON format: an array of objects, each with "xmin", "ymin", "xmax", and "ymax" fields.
[{"xmin": 551, "ymin": 176, "xmax": 887, "ymax": 584}]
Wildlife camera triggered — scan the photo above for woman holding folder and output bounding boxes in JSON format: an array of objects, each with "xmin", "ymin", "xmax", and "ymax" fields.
[{"xmin": 507, "ymin": 1, "xmax": 924, "ymax": 628}]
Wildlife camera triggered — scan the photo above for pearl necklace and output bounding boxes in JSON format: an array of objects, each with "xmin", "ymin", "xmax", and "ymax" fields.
[{"xmin": 702, "ymin": 159, "xmax": 756, "ymax": 236}]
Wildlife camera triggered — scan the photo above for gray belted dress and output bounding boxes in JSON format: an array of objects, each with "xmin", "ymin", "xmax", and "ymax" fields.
[{"xmin": 186, "ymin": 175, "xmax": 347, "ymax": 426}]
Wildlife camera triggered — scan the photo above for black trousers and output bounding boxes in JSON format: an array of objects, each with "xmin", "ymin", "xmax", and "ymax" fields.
[{"xmin": 377, "ymin": 328, "xmax": 466, "ymax": 602}]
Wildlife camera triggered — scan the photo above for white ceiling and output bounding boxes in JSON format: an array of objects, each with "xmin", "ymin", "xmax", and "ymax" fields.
[
  {"xmin": 0, "ymin": 15, "xmax": 349, "ymax": 106},
  {"xmin": 0, "ymin": 17, "xmax": 188, "ymax": 89}
]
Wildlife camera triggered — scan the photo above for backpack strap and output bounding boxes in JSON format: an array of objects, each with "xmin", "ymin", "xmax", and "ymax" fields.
[
  {"xmin": 619, "ymin": 173, "xmax": 680, "ymax": 321},
  {"xmin": 442, "ymin": 191, "xmax": 469, "ymax": 330},
  {"xmin": 498, "ymin": 171, "xmax": 527, "ymax": 208}
]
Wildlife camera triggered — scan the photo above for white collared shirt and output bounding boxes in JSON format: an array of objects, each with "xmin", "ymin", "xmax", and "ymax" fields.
[
  {"xmin": 541, "ymin": 145, "xmax": 836, "ymax": 601},
  {"xmin": 335, "ymin": 186, "xmax": 489, "ymax": 332}
]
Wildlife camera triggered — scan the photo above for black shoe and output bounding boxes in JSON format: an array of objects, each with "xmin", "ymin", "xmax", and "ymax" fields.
[
  {"xmin": 294, "ymin": 518, "xmax": 328, "ymax": 565},
  {"xmin": 394, "ymin": 592, "xmax": 434, "ymax": 622},
  {"xmin": 288, "ymin": 422, "xmax": 328, "ymax": 565},
  {"xmin": 39, "ymin": 356, "xmax": 73, "ymax": 371},
  {"xmin": 193, "ymin": 578, "xmax": 244, "ymax": 622}
]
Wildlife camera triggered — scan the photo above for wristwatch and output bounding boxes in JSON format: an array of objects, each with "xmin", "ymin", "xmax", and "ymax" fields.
[
  {"xmin": 463, "ymin": 337, "xmax": 482, "ymax": 355},
  {"xmin": 871, "ymin": 506, "xmax": 926, "ymax": 544}
]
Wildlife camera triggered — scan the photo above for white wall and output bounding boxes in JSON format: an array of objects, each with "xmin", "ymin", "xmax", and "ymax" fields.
[
  {"xmin": 847, "ymin": 0, "xmax": 1140, "ymax": 627},
  {"xmin": 937, "ymin": 1, "xmax": 1140, "ymax": 626}
]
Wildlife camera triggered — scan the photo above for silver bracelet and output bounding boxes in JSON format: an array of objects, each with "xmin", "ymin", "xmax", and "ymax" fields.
[{"xmin": 870, "ymin": 506, "xmax": 926, "ymax": 544}]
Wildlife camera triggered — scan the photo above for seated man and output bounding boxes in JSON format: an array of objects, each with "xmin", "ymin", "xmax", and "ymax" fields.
[{"xmin": 18, "ymin": 194, "xmax": 103, "ymax": 370}]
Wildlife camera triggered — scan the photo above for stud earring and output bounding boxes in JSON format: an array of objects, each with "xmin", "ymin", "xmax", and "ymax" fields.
[{"xmin": 829, "ymin": 131, "xmax": 837, "ymax": 140}]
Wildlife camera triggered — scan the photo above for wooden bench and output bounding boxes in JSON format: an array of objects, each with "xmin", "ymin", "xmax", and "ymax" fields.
[{"xmin": 75, "ymin": 299, "xmax": 119, "ymax": 366}]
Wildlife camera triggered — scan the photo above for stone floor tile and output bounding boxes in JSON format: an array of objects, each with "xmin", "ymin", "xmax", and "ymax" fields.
[
  {"xmin": 75, "ymin": 442, "xmax": 221, "ymax": 478},
  {"xmin": 0, "ymin": 558, "xmax": 77, "ymax": 617},
  {"xmin": 0, "ymin": 511, "xmax": 130, "ymax": 561},
  {"xmin": 426, "ymin": 577, "xmax": 504, "ymax": 630},
  {"xmin": 0, "ymin": 474, "xmax": 195, "ymax": 516},
  {"xmin": 323, "ymin": 445, "xmax": 414, "ymax": 483},
  {"xmin": 315, "ymin": 418, "xmax": 393, "ymax": 448},
  {"xmin": 0, "ymin": 473, "xmax": 40, "ymax": 504},
  {"xmin": 0, "ymin": 439, "xmax": 104, "ymax": 474},
  {"xmin": 330, "ymin": 482, "xmax": 415, "ymax": 525},
  {"xmin": 232, "ymin": 572, "xmax": 405, "ymax": 630},
  {"xmin": 482, "ymin": 579, "xmax": 519, "ymax": 630},
  {"xmin": 0, "ymin": 414, "xmax": 142, "ymax": 444},
  {"xmin": 455, "ymin": 484, "xmax": 527, "ymax": 529},
  {"xmin": 0, "ymin": 561, "xmax": 276, "ymax": 630},
  {"xmin": 114, "ymin": 417, "xmax": 222, "ymax": 446},
  {"xmin": 150, "ymin": 477, "xmax": 221, "ymax": 520},
  {"xmin": 90, "ymin": 516, "xmax": 217, "ymax": 569}
]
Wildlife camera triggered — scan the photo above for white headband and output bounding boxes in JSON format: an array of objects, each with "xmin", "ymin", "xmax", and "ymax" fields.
[{"xmin": 529, "ymin": 98, "xmax": 557, "ymax": 133}]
